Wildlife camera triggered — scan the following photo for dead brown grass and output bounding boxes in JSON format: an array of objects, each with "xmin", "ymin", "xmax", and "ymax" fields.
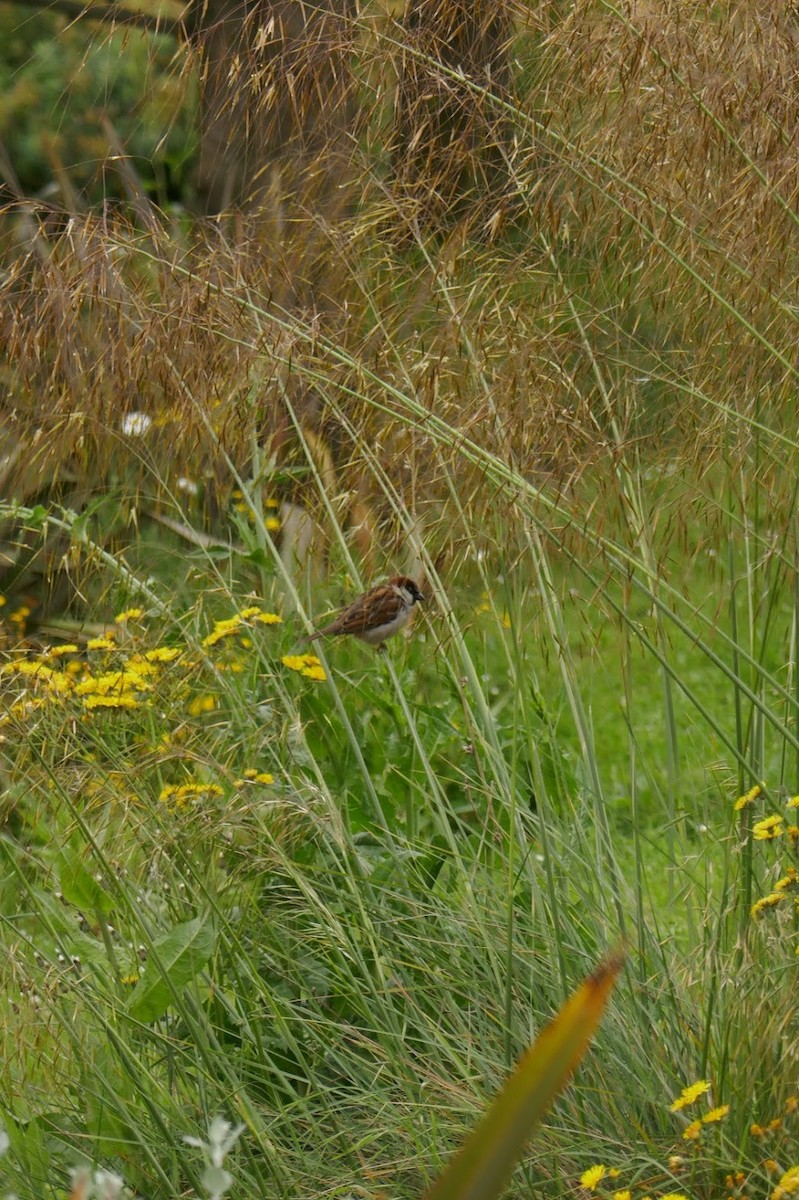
[{"xmin": 1, "ymin": 0, "xmax": 798, "ymax": 609}]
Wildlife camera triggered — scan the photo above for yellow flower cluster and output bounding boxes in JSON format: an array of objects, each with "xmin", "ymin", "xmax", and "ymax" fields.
[
  {"xmin": 202, "ymin": 606, "xmax": 282, "ymax": 648},
  {"xmin": 579, "ymin": 1164, "xmax": 687, "ymax": 1200},
  {"xmin": 158, "ymin": 782, "xmax": 224, "ymax": 809},
  {"xmin": 681, "ymin": 1105, "xmax": 729, "ymax": 1141},
  {"xmin": 751, "ymin": 869, "xmax": 798, "ymax": 918},
  {"xmin": 282, "ymin": 654, "xmax": 326, "ymax": 682},
  {"xmin": 753, "ymin": 814, "xmax": 784, "ymax": 841},
  {"xmin": 2, "ymin": 660, "xmax": 73, "ymax": 694},
  {"xmin": 75, "ymin": 658, "xmax": 162, "ymax": 710},
  {"xmin": 234, "ymin": 768, "xmax": 275, "ymax": 786},
  {"xmin": 580, "ymin": 1165, "xmax": 608, "ymax": 1190},
  {"xmin": 87, "ymin": 634, "xmax": 116, "ymax": 650},
  {"xmin": 734, "ymin": 783, "xmax": 763, "ymax": 811},
  {"xmin": 115, "ymin": 607, "xmax": 145, "ymax": 623},
  {"xmin": 187, "ymin": 693, "xmax": 217, "ymax": 716},
  {"xmin": 1, "ymin": 638, "xmax": 184, "ymax": 716},
  {"xmin": 474, "ymin": 598, "xmax": 512, "ymax": 629},
  {"xmin": 669, "ymin": 1079, "xmax": 711, "ymax": 1112},
  {"xmin": 231, "ymin": 491, "xmax": 281, "ymax": 532},
  {"xmin": 739, "ymin": 785, "xmax": 799, "ymax": 941},
  {"xmin": 239, "ymin": 768, "xmax": 273, "ymax": 787},
  {"xmin": 772, "ymin": 1165, "xmax": 799, "ymax": 1200},
  {"xmin": 667, "ymin": 1081, "xmax": 730, "ymax": 1148}
]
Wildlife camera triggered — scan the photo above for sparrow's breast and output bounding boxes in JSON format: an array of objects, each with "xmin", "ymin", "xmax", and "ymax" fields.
[{"xmin": 358, "ymin": 604, "xmax": 411, "ymax": 644}]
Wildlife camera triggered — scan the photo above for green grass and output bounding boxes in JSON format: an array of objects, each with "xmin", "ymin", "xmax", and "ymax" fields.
[
  {"xmin": 2, "ymin": 2, "xmax": 799, "ymax": 1194},
  {"xmin": 0, "ymin": 473, "xmax": 797, "ymax": 1200}
]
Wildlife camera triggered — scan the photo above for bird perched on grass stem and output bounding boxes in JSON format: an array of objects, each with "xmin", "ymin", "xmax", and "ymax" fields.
[{"xmin": 306, "ymin": 575, "xmax": 425, "ymax": 648}]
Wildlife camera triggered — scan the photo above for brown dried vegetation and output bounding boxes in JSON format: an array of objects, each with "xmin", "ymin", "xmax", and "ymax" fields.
[{"xmin": 1, "ymin": 0, "xmax": 798, "ymax": 609}]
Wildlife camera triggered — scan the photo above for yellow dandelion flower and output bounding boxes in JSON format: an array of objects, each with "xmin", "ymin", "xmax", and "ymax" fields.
[
  {"xmin": 114, "ymin": 607, "xmax": 144, "ymax": 623},
  {"xmin": 282, "ymin": 654, "xmax": 312, "ymax": 671},
  {"xmin": 668, "ymin": 1157, "xmax": 684, "ymax": 1170},
  {"xmin": 764, "ymin": 1159, "xmax": 781, "ymax": 1174},
  {"xmin": 750, "ymin": 1123, "xmax": 766, "ymax": 1137},
  {"xmin": 660, "ymin": 1195, "xmax": 689, "ymax": 1200},
  {"xmin": 235, "ymin": 770, "xmax": 273, "ymax": 786},
  {"xmin": 735, "ymin": 783, "xmax": 763, "ymax": 811},
  {"xmin": 580, "ymin": 1165, "xmax": 606, "ymax": 1190},
  {"xmin": 753, "ymin": 814, "xmax": 784, "ymax": 840},
  {"xmin": 773, "ymin": 1166, "xmax": 799, "ymax": 1200},
  {"xmin": 787, "ymin": 796, "xmax": 799, "ymax": 809},
  {"xmin": 785, "ymin": 1096, "xmax": 798, "ymax": 1114},
  {"xmin": 769, "ymin": 1119, "xmax": 783, "ymax": 1132},
  {"xmin": 87, "ymin": 635, "xmax": 115, "ymax": 650},
  {"xmin": 265, "ymin": 497, "xmax": 279, "ymax": 508},
  {"xmin": 751, "ymin": 893, "xmax": 784, "ymax": 917},
  {"xmin": 82, "ymin": 693, "xmax": 139, "ymax": 710},
  {"xmin": 682, "ymin": 1119, "xmax": 703, "ymax": 1140},
  {"xmin": 282, "ymin": 654, "xmax": 326, "ymax": 681},
  {"xmin": 670, "ymin": 1080, "xmax": 711, "ymax": 1112},
  {"xmin": 75, "ymin": 671, "xmax": 151, "ymax": 697},
  {"xmin": 123, "ymin": 658, "xmax": 159, "ymax": 679},
  {"xmin": 252, "ymin": 611, "xmax": 282, "ymax": 625},
  {"xmin": 612, "ymin": 1192, "xmax": 631, "ymax": 1200},
  {"xmin": 2, "ymin": 661, "xmax": 74, "ymax": 694},
  {"xmin": 607, "ymin": 1170, "xmax": 621, "ymax": 1179},
  {"xmin": 187, "ymin": 693, "xmax": 217, "ymax": 716},
  {"xmin": 702, "ymin": 1105, "xmax": 730, "ymax": 1123},
  {"xmin": 202, "ymin": 616, "xmax": 243, "ymax": 647},
  {"xmin": 9, "ymin": 605, "xmax": 31, "ymax": 627},
  {"xmin": 0, "ymin": 594, "xmax": 5, "ymax": 607},
  {"xmin": 5, "ymin": 659, "xmax": 46, "ymax": 678},
  {"xmin": 239, "ymin": 606, "xmax": 263, "ymax": 620},
  {"xmin": 159, "ymin": 781, "xmax": 223, "ymax": 808},
  {"xmin": 266, "ymin": 517, "xmax": 280, "ymax": 532},
  {"xmin": 143, "ymin": 647, "xmax": 182, "ymax": 663},
  {"xmin": 119, "ymin": 973, "xmax": 139, "ymax": 985},
  {"xmin": 776, "ymin": 868, "xmax": 798, "ymax": 891},
  {"xmin": 788, "ymin": 825, "xmax": 799, "ymax": 846},
  {"xmin": 42, "ymin": 644, "xmax": 79, "ymax": 658},
  {"xmin": 46, "ymin": 671, "xmax": 73, "ymax": 694}
]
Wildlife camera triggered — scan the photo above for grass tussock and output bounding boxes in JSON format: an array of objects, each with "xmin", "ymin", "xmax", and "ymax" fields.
[{"xmin": 1, "ymin": 0, "xmax": 799, "ymax": 1197}]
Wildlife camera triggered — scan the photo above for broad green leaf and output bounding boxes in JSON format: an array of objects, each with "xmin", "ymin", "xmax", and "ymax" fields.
[
  {"xmin": 127, "ymin": 916, "xmax": 215, "ymax": 1023},
  {"xmin": 59, "ymin": 853, "xmax": 113, "ymax": 918},
  {"xmin": 423, "ymin": 951, "xmax": 624, "ymax": 1200}
]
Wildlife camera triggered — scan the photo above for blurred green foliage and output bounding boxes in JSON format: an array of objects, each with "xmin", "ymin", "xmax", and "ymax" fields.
[{"xmin": 0, "ymin": 3, "xmax": 196, "ymax": 203}]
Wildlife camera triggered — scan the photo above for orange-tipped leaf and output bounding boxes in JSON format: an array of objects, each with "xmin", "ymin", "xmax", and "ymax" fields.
[{"xmin": 423, "ymin": 950, "xmax": 624, "ymax": 1200}]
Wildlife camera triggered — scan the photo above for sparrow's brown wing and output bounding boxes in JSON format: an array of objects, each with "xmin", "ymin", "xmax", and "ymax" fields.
[{"xmin": 317, "ymin": 585, "xmax": 400, "ymax": 637}]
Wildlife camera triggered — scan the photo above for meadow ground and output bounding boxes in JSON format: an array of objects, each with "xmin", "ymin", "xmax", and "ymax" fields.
[
  {"xmin": 1, "ymin": 2, "xmax": 799, "ymax": 1194},
  {"xmin": 0, "ymin": 465, "xmax": 797, "ymax": 1200}
]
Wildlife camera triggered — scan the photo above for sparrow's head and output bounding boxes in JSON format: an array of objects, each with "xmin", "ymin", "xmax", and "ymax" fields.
[{"xmin": 390, "ymin": 575, "xmax": 425, "ymax": 606}]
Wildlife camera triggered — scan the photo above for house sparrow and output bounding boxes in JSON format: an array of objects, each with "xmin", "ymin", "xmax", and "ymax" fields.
[{"xmin": 306, "ymin": 575, "xmax": 425, "ymax": 647}]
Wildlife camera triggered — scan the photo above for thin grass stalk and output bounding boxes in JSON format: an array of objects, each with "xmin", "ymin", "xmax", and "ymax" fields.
[{"xmin": 524, "ymin": 521, "xmax": 626, "ymax": 937}]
